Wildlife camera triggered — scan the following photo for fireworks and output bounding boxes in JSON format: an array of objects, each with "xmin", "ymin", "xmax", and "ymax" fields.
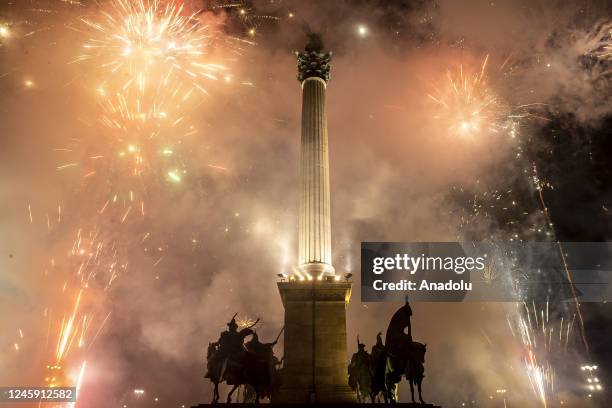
[
  {"xmin": 24, "ymin": 2, "xmax": 241, "ymax": 402},
  {"xmin": 76, "ymin": 0, "xmax": 227, "ymax": 101},
  {"xmin": 507, "ymin": 301, "xmax": 576, "ymax": 407},
  {"xmin": 235, "ymin": 315, "xmax": 259, "ymax": 329},
  {"xmin": 0, "ymin": 25, "xmax": 11, "ymax": 39},
  {"xmin": 480, "ymin": 258, "xmax": 498, "ymax": 284},
  {"xmin": 93, "ymin": 90, "xmax": 193, "ymax": 187},
  {"xmin": 5, "ymin": 2, "xmax": 608, "ymax": 407},
  {"xmin": 428, "ymin": 56, "xmax": 510, "ymax": 138},
  {"xmin": 444, "ymin": 54, "xmax": 591, "ymax": 407},
  {"xmin": 62, "ymin": 0, "xmax": 231, "ymax": 210},
  {"xmin": 532, "ymin": 164, "xmax": 589, "ymax": 355},
  {"xmin": 581, "ymin": 21, "xmax": 612, "ymax": 63},
  {"xmin": 209, "ymin": 0, "xmax": 281, "ymax": 39}
]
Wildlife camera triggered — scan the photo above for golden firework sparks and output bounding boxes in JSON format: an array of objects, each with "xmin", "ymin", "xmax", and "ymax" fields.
[
  {"xmin": 75, "ymin": 0, "xmax": 228, "ymax": 102},
  {"xmin": 0, "ymin": 25, "xmax": 10, "ymax": 38},
  {"xmin": 235, "ymin": 315, "xmax": 259, "ymax": 329},
  {"xmin": 428, "ymin": 56, "xmax": 510, "ymax": 138}
]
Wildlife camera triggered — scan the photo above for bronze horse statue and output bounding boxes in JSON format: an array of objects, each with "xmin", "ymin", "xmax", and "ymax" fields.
[
  {"xmin": 206, "ymin": 339, "xmax": 274, "ymax": 403},
  {"xmin": 206, "ymin": 342, "xmax": 222, "ymax": 403},
  {"xmin": 385, "ymin": 341, "xmax": 427, "ymax": 404},
  {"xmin": 369, "ymin": 333, "xmax": 389, "ymax": 403},
  {"xmin": 348, "ymin": 336, "xmax": 373, "ymax": 402},
  {"xmin": 384, "ymin": 302, "xmax": 427, "ymax": 404}
]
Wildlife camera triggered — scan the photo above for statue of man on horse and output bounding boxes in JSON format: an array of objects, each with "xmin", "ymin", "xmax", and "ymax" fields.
[
  {"xmin": 205, "ymin": 314, "xmax": 281, "ymax": 403},
  {"xmin": 349, "ymin": 301, "xmax": 428, "ymax": 404},
  {"xmin": 383, "ymin": 301, "xmax": 427, "ymax": 404},
  {"xmin": 348, "ymin": 336, "xmax": 373, "ymax": 402},
  {"xmin": 370, "ymin": 332, "xmax": 389, "ymax": 402}
]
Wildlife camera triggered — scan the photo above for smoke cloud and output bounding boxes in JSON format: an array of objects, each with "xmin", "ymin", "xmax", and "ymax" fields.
[{"xmin": 1, "ymin": 1, "xmax": 611, "ymax": 407}]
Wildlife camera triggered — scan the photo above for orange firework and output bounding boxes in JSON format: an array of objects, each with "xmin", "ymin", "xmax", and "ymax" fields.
[
  {"xmin": 428, "ymin": 56, "xmax": 509, "ymax": 138},
  {"xmin": 75, "ymin": 0, "xmax": 228, "ymax": 102}
]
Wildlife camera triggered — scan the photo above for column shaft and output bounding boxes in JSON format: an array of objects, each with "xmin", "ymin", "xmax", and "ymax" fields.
[{"xmin": 299, "ymin": 77, "xmax": 333, "ymax": 274}]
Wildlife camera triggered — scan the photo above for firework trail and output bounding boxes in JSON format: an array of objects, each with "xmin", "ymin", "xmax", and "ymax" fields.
[
  {"xmin": 576, "ymin": 20, "xmax": 612, "ymax": 66},
  {"xmin": 208, "ymin": 0, "xmax": 285, "ymax": 40},
  {"xmin": 531, "ymin": 164, "xmax": 589, "ymax": 356},
  {"xmin": 436, "ymin": 55, "xmax": 591, "ymax": 406}
]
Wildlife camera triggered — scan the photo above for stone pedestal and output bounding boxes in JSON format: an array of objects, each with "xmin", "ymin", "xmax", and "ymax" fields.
[{"xmin": 275, "ymin": 281, "xmax": 356, "ymax": 403}]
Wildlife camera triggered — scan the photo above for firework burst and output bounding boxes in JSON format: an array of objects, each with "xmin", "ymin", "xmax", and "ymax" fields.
[
  {"xmin": 578, "ymin": 20, "xmax": 612, "ymax": 63},
  {"xmin": 236, "ymin": 315, "xmax": 260, "ymax": 329},
  {"xmin": 33, "ymin": 2, "xmax": 233, "ymax": 398},
  {"xmin": 428, "ymin": 56, "xmax": 512, "ymax": 138},
  {"xmin": 442, "ymin": 52, "xmax": 592, "ymax": 406},
  {"xmin": 75, "ymin": 0, "xmax": 228, "ymax": 102},
  {"xmin": 96, "ymin": 90, "xmax": 194, "ymax": 187}
]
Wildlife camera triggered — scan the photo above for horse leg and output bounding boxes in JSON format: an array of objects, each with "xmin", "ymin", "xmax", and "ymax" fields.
[
  {"xmin": 418, "ymin": 380, "xmax": 425, "ymax": 404},
  {"xmin": 214, "ymin": 380, "xmax": 221, "ymax": 404},
  {"xmin": 227, "ymin": 384, "xmax": 239, "ymax": 403},
  {"xmin": 384, "ymin": 375, "xmax": 392, "ymax": 403},
  {"xmin": 387, "ymin": 382, "xmax": 397, "ymax": 404},
  {"xmin": 409, "ymin": 380, "xmax": 416, "ymax": 404}
]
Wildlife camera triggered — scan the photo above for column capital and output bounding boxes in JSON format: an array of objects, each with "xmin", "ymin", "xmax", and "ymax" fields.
[
  {"xmin": 297, "ymin": 33, "xmax": 331, "ymax": 83},
  {"xmin": 297, "ymin": 50, "xmax": 331, "ymax": 83}
]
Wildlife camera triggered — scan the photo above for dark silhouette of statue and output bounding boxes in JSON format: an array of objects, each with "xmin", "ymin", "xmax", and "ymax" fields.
[
  {"xmin": 304, "ymin": 32, "xmax": 324, "ymax": 53},
  {"xmin": 370, "ymin": 332, "xmax": 388, "ymax": 402},
  {"xmin": 346, "ymin": 302, "xmax": 428, "ymax": 404},
  {"xmin": 245, "ymin": 331, "xmax": 282, "ymax": 383},
  {"xmin": 348, "ymin": 336, "xmax": 373, "ymax": 402},
  {"xmin": 384, "ymin": 301, "xmax": 427, "ymax": 404},
  {"xmin": 297, "ymin": 26, "xmax": 331, "ymax": 82},
  {"xmin": 301, "ymin": 23, "xmax": 324, "ymax": 52},
  {"xmin": 386, "ymin": 301, "xmax": 412, "ymax": 351},
  {"xmin": 206, "ymin": 314, "xmax": 282, "ymax": 403},
  {"xmin": 372, "ymin": 332, "xmax": 385, "ymax": 358},
  {"xmin": 205, "ymin": 314, "xmax": 254, "ymax": 381}
]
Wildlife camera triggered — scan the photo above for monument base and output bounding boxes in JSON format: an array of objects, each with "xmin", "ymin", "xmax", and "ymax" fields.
[
  {"xmin": 274, "ymin": 383, "xmax": 356, "ymax": 403},
  {"xmin": 192, "ymin": 403, "xmax": 441, "ymax": 407},
  {"xmin": 276, "ymin": 280, "xmax": 355, "ymax": 403}
]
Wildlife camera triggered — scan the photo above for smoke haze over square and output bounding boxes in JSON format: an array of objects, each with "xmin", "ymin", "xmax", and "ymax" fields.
[{"xmin": 1, "ymin": 1, "xmax": 611, "ymax": 406}]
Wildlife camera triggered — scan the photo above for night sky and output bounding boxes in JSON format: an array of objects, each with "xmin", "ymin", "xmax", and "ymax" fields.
[{"xmin": 1, "ymin": 1, "xmax": 611, "ymax": 407}]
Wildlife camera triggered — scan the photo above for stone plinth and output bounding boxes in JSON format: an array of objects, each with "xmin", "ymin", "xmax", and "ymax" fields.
[
  {"xmin": 193, "ymin": 403, "xmax": 441, "ymax": 407},
  {"xmin": 275, "ymin": 281, "xmax": 355, "ymax": 403}
]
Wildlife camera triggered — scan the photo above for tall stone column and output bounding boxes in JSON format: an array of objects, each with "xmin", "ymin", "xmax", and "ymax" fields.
[
  {"xmin": 298, "ymin": 74, "xmax": 334, "ymax": 278},
  {"xmin": 275, "ymin": 34, "xmax": 355, "ymax": 404}
]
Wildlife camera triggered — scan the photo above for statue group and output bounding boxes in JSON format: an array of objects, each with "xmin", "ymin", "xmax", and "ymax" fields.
[
  {"xmin": 205, "ymin": 302, "xmax": 427, "ymax": 404},
  {"xmin": 348, "ymin": 302, "xmax": 427, "ymax": 404},
  {"xmin": 205, "ymin": 314, "xmax": 282, "ymax": 403}
]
